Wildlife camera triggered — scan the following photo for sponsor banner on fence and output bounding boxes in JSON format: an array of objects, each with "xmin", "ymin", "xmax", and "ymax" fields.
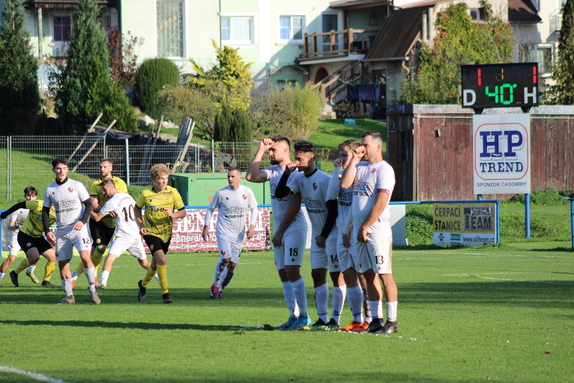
[
  {"xmin": 433, "ymin": 203, "xmax": 497, "ymax": 246},
  {"xmin": 148, "ymin": 207, "xmax": 271, "ymax": 253}
]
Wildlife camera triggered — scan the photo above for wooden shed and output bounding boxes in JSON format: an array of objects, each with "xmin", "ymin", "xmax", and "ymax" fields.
[{"xmin": 386, "ymin": 104, "xmax": 574, "ymax": 201}]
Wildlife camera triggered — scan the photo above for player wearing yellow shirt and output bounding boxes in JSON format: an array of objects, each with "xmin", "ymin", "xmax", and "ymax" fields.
[
  {"xmin": 0, "ymin": 187, "xmax": 58, "ymax": 287},
  {"xmin": 71, "ymin": 159, "xmax": 128, "ymax": 286},
  {"xmin": 135, "ymin": 164, "xmax": 186, "ymax": 304}
]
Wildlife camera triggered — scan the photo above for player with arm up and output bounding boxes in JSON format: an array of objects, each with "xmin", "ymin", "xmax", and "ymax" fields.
[
  {"xmin": 275, "ymin": 141, "xmax": 345, "ymax": 330},
  {"xmin": 340, "ymin": 131, "xmax": 399, "ymax": 334},
  {"xmin": 245, "ymin": 136, "xmax": 309, "ymax": 329}
]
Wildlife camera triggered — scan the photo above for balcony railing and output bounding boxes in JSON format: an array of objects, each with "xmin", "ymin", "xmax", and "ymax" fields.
[
  {"xmin": 299, "ymin": 29, "xmax": 379, "ymax": 59},
  {"xmin": 550, "ymin": 8, "xmax": 562, "ymax": 35}
]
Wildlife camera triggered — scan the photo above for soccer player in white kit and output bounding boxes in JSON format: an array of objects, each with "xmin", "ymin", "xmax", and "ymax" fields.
[
  {"xmin": 275, "ymin": 141, "xmax": 345, "ymax": 330},
  {"xmin": 340, "ymin": 131, "xmax": 399, "ymax": 334},
  {"xmin": 327, "ymin": 140, "xmax": 373, "ymax": 332},
  {"xmin": 202, "ymin": 166, "xmax": 258, "ymax": 299},
  {"xmin": 246, "ymin": 136, "xmax": 310, "ymax": 330},
  {"xmin": 42, "ymin": 158, "xmax": 100, "ymax": 304},
  {"xmin": 0, "ymin": 187, "xmax": 33, "ymax": 285},
  {"xmin": 93, "ymin": 179, "xmax": 153, "ymax": 288}
]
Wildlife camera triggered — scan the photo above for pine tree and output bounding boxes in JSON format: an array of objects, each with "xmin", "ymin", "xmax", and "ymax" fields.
[
  {"xmin": 546, "ymin": 0, "xmax": 574, "ymax": 104},
  {"xmin": 55, "ymin": 0, "xmax": 135, "ymax": 134},
  {"xmin": 0, "ymin": 0, "xmax": 40, "ymax": 135}
]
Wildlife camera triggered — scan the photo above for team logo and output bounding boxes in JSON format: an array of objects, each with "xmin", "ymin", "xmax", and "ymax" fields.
[
  {"xmin": 68, "ymin": 187, "xmax": 74, "ymax": 192},
  {"xmin": 226, "ymin": 197, "xmax": 229, "ymax": 200},
  {"xmin": 27, "ymin": 242, "xmax": 32, "ymax": 247},
  {"xmin": 8, "ymin": 245, "xmax": 14, "ymax": 249},
  {"xmin": 221, "ymin": 251, "xmax": 226, "ymax": 255},
  {"xmin": 150, "ymin": 244, "xmax": 155, "ymax": 251},
  {"xmin": 312, "ymin": 183, "xmax": 318, "ymax": 190},
  {"xmin": 242, "ymin": 194, "xmax": 247, "ymax": 200},
  {"xmin": 371, "ymin": 169, "xmax": 376, "ymax": 174}
]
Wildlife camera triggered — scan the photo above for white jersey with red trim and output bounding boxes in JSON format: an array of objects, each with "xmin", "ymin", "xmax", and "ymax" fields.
[
  {"xmin": 43, "ymin": 178, "xmax": 90, "ymax": 233},
  {"xmin": 99, "ymin": 193, "xmax": 140, "ymax": 238},
  {"xmin": 351, "ymin": 160, "xmax": 395, "ymax": 236}
]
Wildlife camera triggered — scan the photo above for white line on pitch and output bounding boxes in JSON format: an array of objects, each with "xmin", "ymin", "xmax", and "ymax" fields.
[{"xmin": 0, "ymin": 366, "xmax": 68, "ymax": 383}]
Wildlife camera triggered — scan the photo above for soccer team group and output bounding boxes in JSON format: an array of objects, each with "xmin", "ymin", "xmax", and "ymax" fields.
[{"xmin": 0, "ymin": 131, "xmax": 398, "ymax": 334}]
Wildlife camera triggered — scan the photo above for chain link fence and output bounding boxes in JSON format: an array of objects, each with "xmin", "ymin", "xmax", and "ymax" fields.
[{"xmin": 0, "ymin": 136, "xmax": 339, "ymax": 201}]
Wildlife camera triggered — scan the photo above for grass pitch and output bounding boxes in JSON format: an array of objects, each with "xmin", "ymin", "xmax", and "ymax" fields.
[{"xmin": 0, "ymin": 244, "xmax": 572, "ymax": 383}]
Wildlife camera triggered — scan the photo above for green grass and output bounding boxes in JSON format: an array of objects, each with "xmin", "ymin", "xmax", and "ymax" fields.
[
  {"xmin": 311, "ymin": 118, "xmax": 386, "ymax": 148},
  {"xmin": 0, "ymin": 244, "xmax": 572, "ymax": 382}
]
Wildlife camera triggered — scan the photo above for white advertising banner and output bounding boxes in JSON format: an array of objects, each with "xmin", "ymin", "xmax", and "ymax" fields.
[{"xmin": 473, "ymin": 114, "xmax": 531, "ymax": 195}]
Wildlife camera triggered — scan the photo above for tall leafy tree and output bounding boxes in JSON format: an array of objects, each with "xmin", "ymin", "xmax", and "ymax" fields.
[
  {"xmin": 55, "ymin": 0, "xmax": 135, "ymax": 133},
  {"xmin": 188, "ymin": 39, "xmax": 253, "ymax": 111},
  {"xmin": 0, "ymin": 0, "xmax": 40, "ymax": 135},
  {"xmin": 393, "ymin": 1, "xmax": 514, "ymax": 104},
  {"xmin": 546, "ymin": 0, "xmax": 574, "ymax": 104}
]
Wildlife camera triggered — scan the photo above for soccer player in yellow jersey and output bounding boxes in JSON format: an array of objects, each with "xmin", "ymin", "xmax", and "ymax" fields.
[
  {"xmin": 71, "ymin": 159, "xmax": 128, "ymax": 287},
  {"xmin": 0, "ymin": 187, "xmax": 58, "ymax": 287},
  {"xmin": 135, "ymin": 164, "xmax": 186, "ymax": 303}
]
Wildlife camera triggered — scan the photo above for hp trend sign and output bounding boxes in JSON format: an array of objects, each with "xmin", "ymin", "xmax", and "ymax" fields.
[{"xmin": 461, "ymin": 63, "xmax": 539, "ymax": 110}]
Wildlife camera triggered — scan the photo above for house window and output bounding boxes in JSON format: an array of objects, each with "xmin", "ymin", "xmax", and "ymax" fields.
[
  {"xmin": 221, "ymin": 17, "xmax": 253, "ymax": 43},
  {"xmin": 537, "ymin": 45, "xmax": 553, "ymax": 75},
  {"xmin": 53, "ymin": 16, "xmax": 71, "ymax": 42},
  {"xmin": 280, "ymin": 16, "xmax": 304, "ymax": 41},
  {"xmin": 470, "ymin": 8, "xmax": 487, "ymax": 21},
  {"xmin": 157, "ymin": 0, "xmax": 184, "ymax": 57}
]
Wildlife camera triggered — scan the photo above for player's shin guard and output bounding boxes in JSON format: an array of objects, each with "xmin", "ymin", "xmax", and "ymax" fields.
[
  {"xmin": 292, "ymin": 278, "xmax": 308, "ymax": 316},
  {"xmin": 331, "ymin": 285, "xmax": 347, "ymax": 325},
  {"xmin": 84, "ymin": 267, "xmax": 97, "ymax": 291},
  {"xmin": 44, "ymin": 261, "xmax": 57, "ymax": 281},
  {"xmin": 156, "ymin": 265, "xmax": 168, "ymax": 293},
  {"xmin": 221, "ymin": 269, "xmax": 234, "ymax": 290},
  {"xmin": 15, "ymin": 259, "xmax": 31, "ymax": 274},
  {"xmin": 347, "ymin": 285, "xmax": 364, "ymax": 323},
  {"xmin": 314, "ymin": 283, "xmax": 329, "ymax": 323},
  {"xmin": 91, "ymin": 249, "xmax": 104, "ymax": 271},
  {"xmin": 213, "ymin": 260, "xmax": 225, "ymax": 287},
  {"xmin": 142, "ymin": 266, "xmax": 156, "ymax": 287}
]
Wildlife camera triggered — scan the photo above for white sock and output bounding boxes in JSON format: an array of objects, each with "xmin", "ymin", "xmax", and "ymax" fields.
[
  {"xmin": 291, "ymin": 278, "xmax": 308, "ymax": 317},
  {"xmin": 62, "ymin": 278, "xmax": 73, "ymax": 296},
  {"xmin": 282, "ymin": 281, "xmax": 299, "ymax": 318},
  {"xmin": 153, "ymin": 273, "xmax": 159, "ymax": 282},
  {"xmin": 100, "ymin": 270, "xmax": 110, "ymax": 285},
  {"xmin": 386, "ymin": 301, "xmax": 398, "ymax": 322},
  {"xmin": 331, "ymin": 285, "xmax": 347, "ymax": 324},
  {"xmin": 0, "ymin": 272, "xmax": 5, "ymax": 280},
  {"xmin": 27, "ymin": 264, "xmax": 37, "ymax": 273},
  {"xmin": 314, "ymin": 283, "xmax": 329, "ymax": 323},
  {"xmin": 369, "ymin": 300, "xmax": 383, "ymax": 320},
  {"xmin": 84, "ymin": 267, "xmax": 96, "ymax": 292},
  {"xmin": 71, "ymin": 271, "xmax": 79, "ymax": 281},
  {"xmin": 347, "ymin": 285, "xmax": 364, "ymax": 323}
]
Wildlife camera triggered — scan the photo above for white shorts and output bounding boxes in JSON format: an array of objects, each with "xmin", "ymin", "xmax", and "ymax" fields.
[
  {"xmin": 55, "ymin": 227, "xmax": 92, "ymax": 261},
  {"xmin": 355, "ymin": 233, "xmax": 393, "ymax": 274},
  {"xmin": 310, "ymin": 231, "xmax": 339, "ymax": 272},
  {"xmin": 217, "ymin": 234, "xmax": 244, "ymax": 264},
  {"xmin": 274, "ymin": 226, "xmax": 307, "ymax": 270},
  {"xmin": 8, "ymin": 230, "xmax": 21, "ymax": 256},
  {"xmin": 337, "ymin": 235, "xmax": 358, "ymax": 273},
  {"xmin": 108, "ymin": 236, "xmax": 146, "ymax": 260}
]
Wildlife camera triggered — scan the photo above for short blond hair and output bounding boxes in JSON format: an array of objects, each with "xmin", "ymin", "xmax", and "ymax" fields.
[{"xmin": 150, "ymin": 164, "xmax": 170, "ymax": 180}]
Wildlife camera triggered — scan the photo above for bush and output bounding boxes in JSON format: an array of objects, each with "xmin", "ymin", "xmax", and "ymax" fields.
[
  {"xmin": 157, "ymin": 84, "xmax": 218, "ymax": 138},
  {"xmin": 405, "ymin": 205, "xmax": 434, "ymax": 245},
  {"xmin": 511, "ymin": 188, "xmax": 564, "ymax": 205},
  {"xmin": 250, "ymin": 84, "xmax": 323, "ymax": 140},
  {"xmin": 134, "ymin": 58, "xmax": 180, "ymax": 118}
]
